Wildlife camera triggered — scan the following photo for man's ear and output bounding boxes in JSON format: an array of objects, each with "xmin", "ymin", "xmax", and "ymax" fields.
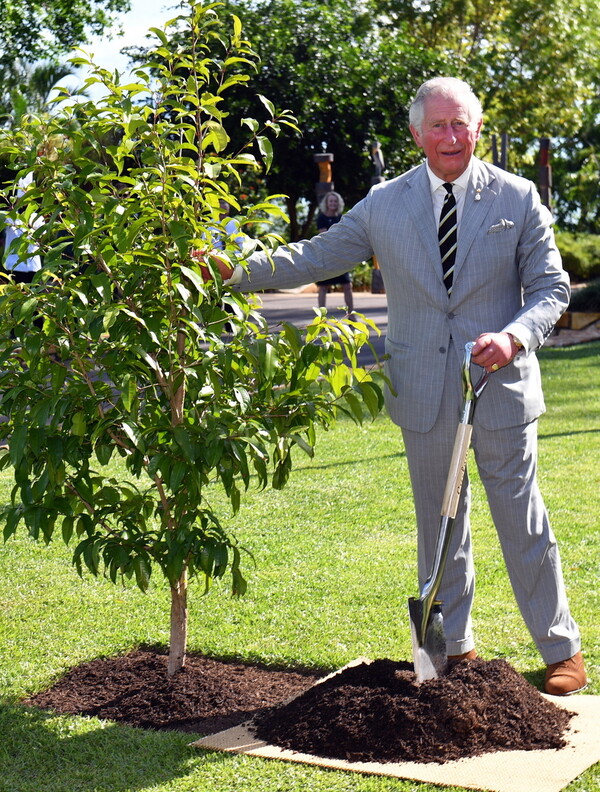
[{"xmin": 409, "ymin": 125, "xmax": 423, "ymax": 149}]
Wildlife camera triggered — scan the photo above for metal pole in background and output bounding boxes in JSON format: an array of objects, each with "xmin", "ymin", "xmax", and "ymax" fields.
[
  {"xmin": 539, "ymin": 137, "xmax": 552, "ymax": 211},
  {"xmin": 370, "ymin": 140, "xmax": 386, "ymax": 294}
]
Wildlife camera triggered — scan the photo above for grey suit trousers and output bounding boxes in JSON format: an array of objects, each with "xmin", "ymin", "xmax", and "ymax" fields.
[{"xmin": 401, "ymin": 340, "xmax": 581, "ymax": 664}]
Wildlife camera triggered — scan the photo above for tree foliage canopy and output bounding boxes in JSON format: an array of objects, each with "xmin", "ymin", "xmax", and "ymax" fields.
[
  {"xmin": 0, "ymin": 0, "xmax": 132, "ymax": 123},
  {"xmin": 380, "ymin": 0, "xmax": 600, "ymax": 157},
  {"xmin": 0, "ymin": 0, "xmax": 131, "ymax": 69}
]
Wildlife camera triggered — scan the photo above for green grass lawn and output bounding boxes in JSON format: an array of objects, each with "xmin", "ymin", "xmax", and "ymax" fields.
[{"xmin": 0, "ymin": 342, "xmax": 598, "ymax": 792}]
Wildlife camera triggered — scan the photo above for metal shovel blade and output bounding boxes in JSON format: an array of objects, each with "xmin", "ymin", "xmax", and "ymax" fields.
[{"xmin": 408, "ymin": 598, "xmax": 447, "ymax": 682}]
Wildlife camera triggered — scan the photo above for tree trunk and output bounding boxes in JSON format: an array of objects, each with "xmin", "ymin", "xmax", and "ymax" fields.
[
  {"xmin": 168, "ymin": 567, "xmax": 188, "ymax": 676},
  {"xmin": 286, "ymin": 196, "xmax": 300, "ymax": 241}
]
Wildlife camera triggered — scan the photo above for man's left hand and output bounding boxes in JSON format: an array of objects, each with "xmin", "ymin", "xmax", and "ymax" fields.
[{"xmin": 472, "ymin": 332, "xmax": 519, "ymax": 373}]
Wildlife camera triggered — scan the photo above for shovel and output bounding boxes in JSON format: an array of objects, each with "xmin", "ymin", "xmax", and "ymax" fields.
[{"xmin": 408, "ymin": 341, "xmax": 490, "ymax": 682}]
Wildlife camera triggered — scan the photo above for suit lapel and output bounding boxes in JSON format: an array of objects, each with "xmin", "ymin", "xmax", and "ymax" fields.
[
  {"xmin": 404, "ymin": 164, "xmax": 443, "ymax": 279},
  {"xmin": 453, "ymin": 160, "xmax": 498, "ymax": 279}
]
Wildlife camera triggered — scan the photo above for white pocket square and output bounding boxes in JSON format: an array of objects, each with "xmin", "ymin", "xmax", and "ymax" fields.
[{"xmin": 488, "ymin": 219, "xmax": 515, "ymax": 233}]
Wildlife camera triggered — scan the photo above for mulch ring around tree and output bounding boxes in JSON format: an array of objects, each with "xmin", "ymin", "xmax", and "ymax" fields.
[
  {"xmin": 22, "ymin": 649, "xmax": 574, "ymax": 765},
  {"xmin": 21, "ymin": 648, "xmax": 320, "ymax": 735}
]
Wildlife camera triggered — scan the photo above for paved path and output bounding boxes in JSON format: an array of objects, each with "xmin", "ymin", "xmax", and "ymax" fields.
[{"xmin": 254, "ymin": 291, "xmax": 600, "ymax": 359}]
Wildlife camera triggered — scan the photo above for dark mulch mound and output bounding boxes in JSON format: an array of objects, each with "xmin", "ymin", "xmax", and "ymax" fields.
[
  {"xmin": 22, "ymin": 648, "xmax": 319, "ymax": 734},
  {"xmin": 251, "ymin": 657, "xmax": 575, "ymax": 764},
  {"xmin": 22, "ymin": 650, "xmax": 574, "ymax": 765}
]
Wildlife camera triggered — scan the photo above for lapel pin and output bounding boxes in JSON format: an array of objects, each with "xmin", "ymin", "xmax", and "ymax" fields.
[{"xmin": 475, "ymin": 188, "xmax": 482, "ymax": 202}]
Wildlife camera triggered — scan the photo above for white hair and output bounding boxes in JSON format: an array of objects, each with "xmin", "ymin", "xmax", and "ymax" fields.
[{"xmin": 409, "ymin": 77, "xmax": 483, "ymax": 133}]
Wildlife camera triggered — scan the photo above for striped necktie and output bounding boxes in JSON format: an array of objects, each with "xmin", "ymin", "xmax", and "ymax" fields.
[{"xmin": 438, "ymin": 182, "xmax": 457, "ymax": 295}]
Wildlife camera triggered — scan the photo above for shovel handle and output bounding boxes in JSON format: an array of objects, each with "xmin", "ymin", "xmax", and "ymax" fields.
[
  {"xmin": 440, "ymin": 343, "xmax": 488, "ymax": 518},
  {"xmin": 440, "ymin": 423, "xmax": 473, "ymax": 518}
]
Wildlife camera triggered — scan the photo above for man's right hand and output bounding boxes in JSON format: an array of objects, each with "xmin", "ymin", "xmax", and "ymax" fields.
[{"xmin": 191, "ymin": 249, "xmax": 235, "ymax": 282}]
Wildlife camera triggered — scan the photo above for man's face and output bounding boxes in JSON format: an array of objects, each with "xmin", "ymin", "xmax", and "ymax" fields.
[{"xmin": 410, "ymin": 94, "xmax": 482, "ymax": 182}]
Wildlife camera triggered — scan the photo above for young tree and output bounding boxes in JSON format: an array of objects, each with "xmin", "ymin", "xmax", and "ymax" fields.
[{"xmin": 0, "ymin": 1, "xmax": 385, "ymax": 676}]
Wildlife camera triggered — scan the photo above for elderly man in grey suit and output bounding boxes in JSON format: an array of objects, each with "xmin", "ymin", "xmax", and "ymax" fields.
[{"xmin": 215, "ymin": 76, "xmax": 586, "ymax": 695}]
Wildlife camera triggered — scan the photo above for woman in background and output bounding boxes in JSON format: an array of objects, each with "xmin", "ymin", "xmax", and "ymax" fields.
[{"xmin": 315, "ymin": 191, "xmax": 354, "ymax": 314}]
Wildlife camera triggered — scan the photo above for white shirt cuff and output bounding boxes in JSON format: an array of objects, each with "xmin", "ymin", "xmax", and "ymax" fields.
[
  {"xmin": 502, "ymin": 323, "xmax": 535, "ymax": 354},
  {"xmin": 224, "ymin": 265, "xmax": 243, "ymax": 286}
]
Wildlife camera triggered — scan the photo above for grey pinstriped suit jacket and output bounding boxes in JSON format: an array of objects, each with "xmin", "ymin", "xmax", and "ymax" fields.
[{"xmin": 238, "ymin": 157, "xmax": 570, "ymax": 434}]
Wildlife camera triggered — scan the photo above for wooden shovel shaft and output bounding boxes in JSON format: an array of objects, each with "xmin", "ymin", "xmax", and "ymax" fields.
[
  {"xmin": 441, "ymin": 423, "xmax": 473, "ymax": 519},
  {"xmin": 419, "ymin": 420, "xmax": 473, "ymax": 608}
]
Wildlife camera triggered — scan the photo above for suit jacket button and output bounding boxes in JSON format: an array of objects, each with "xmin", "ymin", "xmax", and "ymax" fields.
[{"xmin": 439, "ymin": 346, "xmax": 447, "ymax": 354}]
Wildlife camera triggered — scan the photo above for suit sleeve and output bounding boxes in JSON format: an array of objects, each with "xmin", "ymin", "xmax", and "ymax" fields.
[
  {"xmin": 510, "ymin": 182, "xmax": 570, "ymax": 349},
  {"xmin": 234, "ymin": 198, "xmax": 375, "ymax": 293}
]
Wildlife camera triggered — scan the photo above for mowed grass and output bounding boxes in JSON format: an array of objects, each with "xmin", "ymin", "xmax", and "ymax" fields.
[{"xmin": 0, "ymin": 341, "xmax": 598, "ymax": 792}]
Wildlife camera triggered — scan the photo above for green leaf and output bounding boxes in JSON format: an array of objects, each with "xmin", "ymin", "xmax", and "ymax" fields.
[
  {"xmin": 133, "ymin": 555, "xmax": 151, "ymax": 592},
  {"xmin": 232, "ymin": 13, "xmax": 242, "ymax": 40},
  {"xmin": 120, "ymin": 375, "xmax": 137, "ymax": 412},
  {"xmin": 173, "ymin": 425, "xmax": 194, "ymax": 460},
  {"xmin": 261, "ymin": 341, "xmax": 278, "ymax": 380},
  {"xmin": 62, "ymin": 515, "xmax": 74, "ymax": 545},
  {"xmin": 179, "ymin": 265, "xmax": 204, "ymax": 292},
  {"xmin": 357, "ymin": 380, "xmax": 384, "ymax": 419},
  {"xmin": 9, "ymin": 426, "xmax": 28, "ymax": 466},
  {"xmin": 121, "ymin": 421, "xmax": 144, "ymax": 451},
  {"xmin": 71, "ymin": 411, "xmax": 87, "ymax": 437},
  {"xmin": 256, "ymin": 136, "xmax": 273, "ymax": 172},
  {"xmin": 290, "ymin": 433, "xmax": 314, "ymax": 458},
  {"xmin": 257, "ymin": 94, "xmax": 275, "ymax": 118},
  {"xmin": 201, "ymin": 121, "xmax": 230, "ymax": 152},
  {"xmin": 3, "ymin": 506, "xmax": 23, "ymax": 541},
  {"xmin": 95, "ymin": 444, "xmax": 114, "ymax": 466},
  {"xmin": 169, "ymin": 460, "xmax": 188, "ymax": 492},
  {"xmin": 16, "ymin": 297, "xmax": 38, "ymax": 323},
  {"xmin": 169, "ymin": 220, "xmax": 189, "ymax": 256}
]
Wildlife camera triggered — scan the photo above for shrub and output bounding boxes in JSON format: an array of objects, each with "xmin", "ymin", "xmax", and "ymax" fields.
[
  {"xmin": 555, "ymin": 231, "xmax": 600, "ymax": 281},
  {"xmin": 569, "ymin": 278, "xmax": 600, "ymax": 312}
]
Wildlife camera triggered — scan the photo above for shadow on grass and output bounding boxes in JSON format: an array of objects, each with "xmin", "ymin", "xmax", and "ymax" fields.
[
  {"xmin": 539, "ymin": 339, "xmax": 600, "ymax": 360},
  {"xmin": 521, "ymin": 668, "xmax": 548, "ymax": 692},
  {"xmin": 0, "ymin": 703, "xmax": 230, "ymax": 792},
  {"xmin": 291, "ymin": 450, "xmax": 405, "ymax": 474}
]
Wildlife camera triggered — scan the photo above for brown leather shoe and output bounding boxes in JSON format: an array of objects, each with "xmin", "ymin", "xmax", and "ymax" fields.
[
  {"xmin": 447, "ymin": 649, "xmax": 477, "ymax": 667},
  {"xmin": 544, "ymin": 651, "xmax": 587, "ymax": 695}
]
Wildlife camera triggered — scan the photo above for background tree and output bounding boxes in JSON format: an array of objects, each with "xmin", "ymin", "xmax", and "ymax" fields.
[
  {"xmin": 549, "ymin": 92, "xmax": 600, "ymax": 234},
  {"xmin": 0, "ymin": 0, "xmax": 131, "ymax": 120},
  {"xmin": 0, "ymin": 1, "xmax": 385, "ymax": 677},
  {"xmin": 131, "ymin": 0, "xmax": 600, "ymax": 239},
  {"xmin": 375, "ymin": 0, "xmax": 600, "ymax": 168},
  {"xmin": 2, "ymin": 60, "xmax": 86, "ymax": 127}
]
